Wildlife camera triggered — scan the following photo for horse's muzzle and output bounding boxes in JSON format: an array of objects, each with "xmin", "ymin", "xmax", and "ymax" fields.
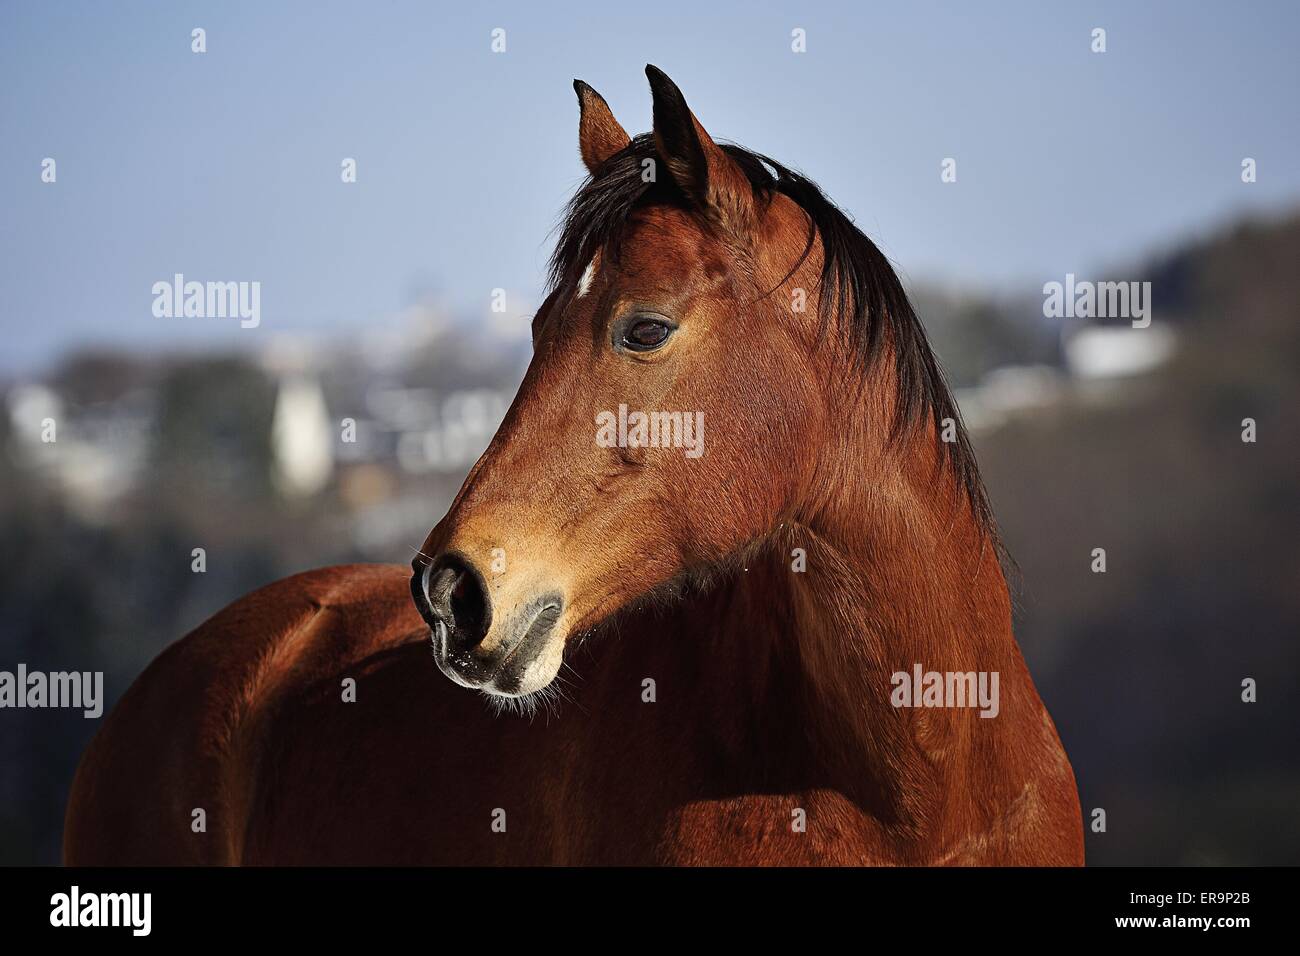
[{"xmin": 412, "ymin": 554, "xmax": 563, "ymax": 695}]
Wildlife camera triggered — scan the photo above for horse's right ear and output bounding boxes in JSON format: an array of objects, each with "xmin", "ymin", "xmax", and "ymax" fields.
[
  {"xmin": 574, "ymin": 80, "xmax": 631, "ymax": 175},
  {"xmin": 644, "ymin": 65, "xmax": 755, "ymax": 235}
]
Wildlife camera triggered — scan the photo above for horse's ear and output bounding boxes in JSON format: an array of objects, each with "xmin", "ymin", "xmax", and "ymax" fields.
[
  {"xmin": 574, "ymin": 80, "xmax": 631, "ymax": 174},
  {"xmin": 645, "ymin": 65, "xmax": 754, "ymax": 233}
]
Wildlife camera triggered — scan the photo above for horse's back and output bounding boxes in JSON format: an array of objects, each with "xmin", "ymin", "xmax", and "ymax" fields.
[
  {"xmin": 63, "ymin": 562, "xmax": 1083, "ymax": 865},
  {"xmin": 63, "ymin": 564, "xmax": 425, "ymax": 864}
]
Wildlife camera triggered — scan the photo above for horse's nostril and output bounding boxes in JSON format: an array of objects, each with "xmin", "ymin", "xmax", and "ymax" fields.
[
  {"xmin": 416, "ymin": 554, "xmax": 492, "ymax": 652},
  {"xmin": 448, "ymin": 568, "xmax": 488, "ymax": 644}
]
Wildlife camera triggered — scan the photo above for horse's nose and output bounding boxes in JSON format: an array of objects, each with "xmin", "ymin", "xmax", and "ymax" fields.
[{"xmin": 412, "ymin": 554, "xmax": 493, "ymax": 657}]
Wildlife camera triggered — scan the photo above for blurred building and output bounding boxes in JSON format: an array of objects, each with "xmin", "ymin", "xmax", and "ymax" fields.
[{"xmin": 270, "ymin": 375, "xmax": 334, "ymax": 499}]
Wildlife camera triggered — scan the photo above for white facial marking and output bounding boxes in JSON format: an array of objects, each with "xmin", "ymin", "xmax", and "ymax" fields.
[{"xmin": 576, "ymin": 258, "xmax": 596, "ymax": 298}]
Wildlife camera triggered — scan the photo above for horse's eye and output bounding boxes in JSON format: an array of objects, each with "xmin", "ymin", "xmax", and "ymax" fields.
[{"xmin": 621, "ymin": 318, "xmax": 673, "ymax": 352}]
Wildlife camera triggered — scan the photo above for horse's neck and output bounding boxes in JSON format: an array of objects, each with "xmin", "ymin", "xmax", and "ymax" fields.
[{"xmin": 686, "ymin": 444, "xmax": 1035, "ymax": 848}]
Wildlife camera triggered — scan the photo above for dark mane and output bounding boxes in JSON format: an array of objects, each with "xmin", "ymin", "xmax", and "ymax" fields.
[{"xmin": 549, "ymin": 132, "xmax": 999, "ymax": 548}]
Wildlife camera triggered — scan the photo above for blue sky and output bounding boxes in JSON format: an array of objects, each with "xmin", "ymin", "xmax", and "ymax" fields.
[{"xmin": 2, "ymin": 0, "xmax": 1298, "ymax": 372}]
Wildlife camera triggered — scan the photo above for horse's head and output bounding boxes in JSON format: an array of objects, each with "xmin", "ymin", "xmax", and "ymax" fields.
[{"xmin": 413, "ymin": 66, "xmax": 982, "ymax": 705}]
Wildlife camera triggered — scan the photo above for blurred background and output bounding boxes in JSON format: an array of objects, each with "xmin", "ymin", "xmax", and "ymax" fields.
[{"xmin": 1, "ymin": 1, "xmax": 1297, "ymax": 865}]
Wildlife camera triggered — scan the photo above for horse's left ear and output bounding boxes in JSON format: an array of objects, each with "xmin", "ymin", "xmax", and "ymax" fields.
[
  {"xmin": 575, "ymin": 80, "xmax": 631, "ymax": 174},
  {"xmin": 645, "ymin": 65, "xmax": 755, "ymax": 234}
]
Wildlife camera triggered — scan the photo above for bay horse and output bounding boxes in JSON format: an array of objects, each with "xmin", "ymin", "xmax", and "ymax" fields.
[{"xmin": 65, "ymin": 67, "xmax": 1083, "ymax": 865}]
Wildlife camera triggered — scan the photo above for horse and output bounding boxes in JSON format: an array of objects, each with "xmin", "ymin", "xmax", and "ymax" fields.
[{"xmin": 64, "ymin": 66, "xmax": 1084, "ymax": 865}]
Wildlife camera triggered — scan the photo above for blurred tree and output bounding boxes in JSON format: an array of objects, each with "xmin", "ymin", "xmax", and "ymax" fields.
[{"xmin": 151, "ymin": 358, "xmax": 277, "ymax": 500}]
